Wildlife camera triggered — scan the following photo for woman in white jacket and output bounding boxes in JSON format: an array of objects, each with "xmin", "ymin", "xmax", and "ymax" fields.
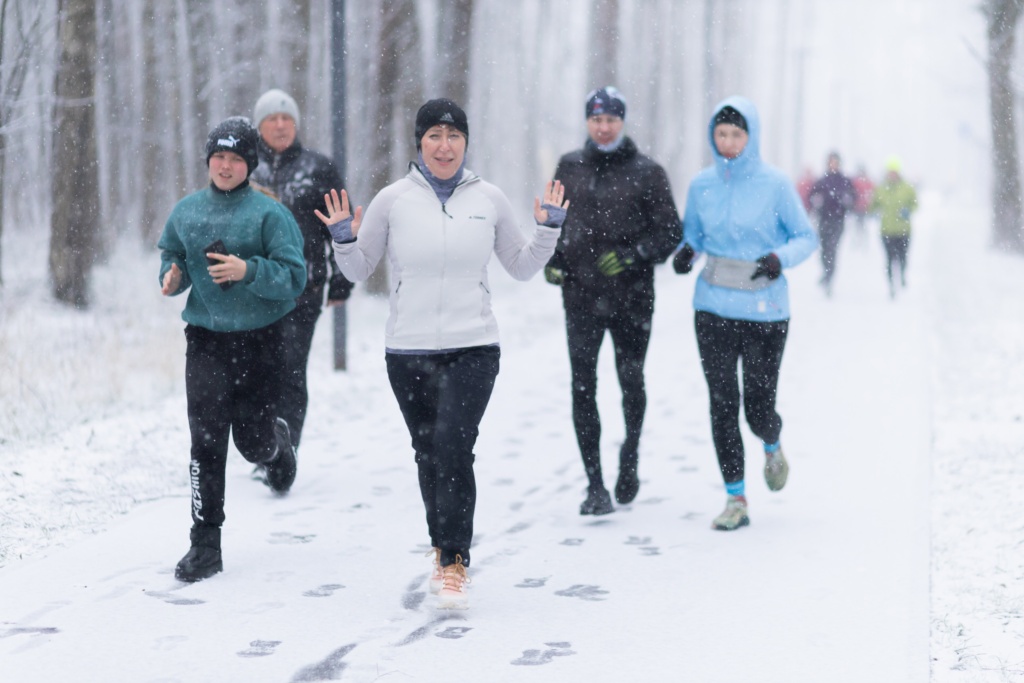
[{"xmin": 316, "ymin": 99, "xmax": 567, "ymax": 609}]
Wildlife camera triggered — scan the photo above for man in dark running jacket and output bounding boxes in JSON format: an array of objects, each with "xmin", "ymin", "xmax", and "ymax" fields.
[
  {"xmin": 250, "ymin": 89, "xmax": 353, "ymax": 463},
  {"xmin": 808, "ymin": 151, "xmax": 855, "ymax": 296},
  {"xmin": 545, "ymin": 87, "xmax": 682, "ymax": 515}
]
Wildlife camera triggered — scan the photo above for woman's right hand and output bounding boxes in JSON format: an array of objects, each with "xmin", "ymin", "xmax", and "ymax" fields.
[
  {"xmin": 161, "ymin": 263, "xmax": 182, "ymax": 296},
  {"xmin": 315, "ymin": 189, "xmax": 363, "ymax": 237}
]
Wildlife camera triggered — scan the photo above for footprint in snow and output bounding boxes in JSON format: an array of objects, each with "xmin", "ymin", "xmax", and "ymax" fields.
[
  {"xmin": 152, "ymin": 635, "xmax": 187, "ymax": 651},
  {"xmin": 624, "ymin": 536, "xmax": 651, "ymax": 545},
  {"xmin": 237, "ymin": 639, "xmax": 281, "ymax": 657},
  {"xmin": 554, "ymin": 585, "xmax": 608, "ymax": 601},
  {"xmin": 515, "ymin": 577, "xmax": 549, "ymax": 588},
  {"xmin": 436, "ymin": 626, "xmax": 472, "ymax": 639},
  {"xmin": 303, "ymin": 583, "xmax": 345, "ymax": 597},
  {"xmin": 511, "ymin": 642, "xmax": 576, "ymax": 666},
  {"xmin": 0, "ymin": 625, "xmax": 60, "ymax": 637},
  {"xmin": 560, "ymin": 538, "xmax": 584, "ymax": 546},
  {"xmin": 402, "ymin": 591, "xmax": 426, "ymax": 611},
  {"xmin": 267, "ymin": 532, "xmax": 315, "ymax": 544},
  {"xmin": 145, "ymin": 591, "xmax": 204, "ymax": 606}
]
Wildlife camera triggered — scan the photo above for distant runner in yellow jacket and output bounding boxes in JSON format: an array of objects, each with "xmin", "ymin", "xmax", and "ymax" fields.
[{"xmin": 870, "ymin": 156, "xmax": 918, "ymax": 298}]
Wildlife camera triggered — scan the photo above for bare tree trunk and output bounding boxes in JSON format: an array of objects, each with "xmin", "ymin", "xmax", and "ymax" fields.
[
  {"xmin": 187, "ymin": 0, "xmax": 215, "ymax": 188},
  {"xmin": 436, "ymin": 0, "xmax": 474, "ymax": 105},
  {"xmin": 365, "ymin": 0, "xmax": 422, "ymax": 295},
  {"xmin": 986, "ymin": 0, "xmax": 1024, "ymax": 252},
  {"xmin": 0, "ymin": 0, "xmax": 46, "ymax": 285},
  {"xmin": 588, "ymin": 0, "xmax": 619, "ymax": 88},
  {"xmin": 702, "ymin": 0, "xmax": 717, "ymax": 166},
  {"xmin": 50, "ymin": 0, "xmax": 99, "ymax": 307},
  {"xmin": 139, "ymin": 0, "xmax": 165, "ymax": 242},
  {"xmin": 288, "ymin": 0, "xmax": 311, "ymax": 114},
  {"xmin": 173, "ymin": 0, "xmax": 197, "ymax": 193}
]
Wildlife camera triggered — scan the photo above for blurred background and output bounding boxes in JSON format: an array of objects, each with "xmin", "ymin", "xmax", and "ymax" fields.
[{"xmin": 0, "ymin": 0, "xmax": 1007, "ymax": 303}]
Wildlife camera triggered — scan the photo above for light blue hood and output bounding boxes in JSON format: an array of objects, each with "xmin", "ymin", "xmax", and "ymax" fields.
[
  {"xmin": 681, "ymin": 96, "xmax": 818, "ymax": 322},
  {"xmin": 709, "ymin": 95, "xmax": 762, "ymax": 181}
]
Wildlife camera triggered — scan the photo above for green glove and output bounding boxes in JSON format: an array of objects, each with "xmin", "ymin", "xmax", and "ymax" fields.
[
  {"xmin": 596, "ymin": 249, "xmax": 635, "ymax": 277},
  {"xmin": 544, "ymin": 266, "xmax": 565, "ymax": 286}
]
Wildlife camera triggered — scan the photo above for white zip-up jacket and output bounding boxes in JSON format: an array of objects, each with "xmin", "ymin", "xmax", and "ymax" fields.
[{"xmin": 333, "ymin": 164, "xmax": 560, "ymax": 351}]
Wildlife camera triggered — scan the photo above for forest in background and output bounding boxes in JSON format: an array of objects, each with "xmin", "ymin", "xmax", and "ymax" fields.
[{"xmin": 0, "ymin": 0, "xmax": 1016, "ymax": 306}]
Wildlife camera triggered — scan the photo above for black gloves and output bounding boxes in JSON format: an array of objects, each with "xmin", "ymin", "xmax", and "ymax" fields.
[
  {"xmin": 751, "ymin": 253, "xmax": 782, "ymax": 281},
  {"xmin": 672, "ymin": 244, "xmax": 696, "ymax": 274},
  {"xmin": 327, "ymin": 273, "xmax": 354, "ymax": 302}
]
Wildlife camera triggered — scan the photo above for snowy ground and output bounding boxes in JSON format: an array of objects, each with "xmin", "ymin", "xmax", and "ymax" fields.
[{"xmin": 0, "ymin": 191, "xmax": 1022, "ymax": 681}]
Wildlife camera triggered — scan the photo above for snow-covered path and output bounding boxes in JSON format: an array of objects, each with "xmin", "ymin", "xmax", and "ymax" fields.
[{"xmin": 0, "ymin": 213, "xmax": 940, "ymax": 682}]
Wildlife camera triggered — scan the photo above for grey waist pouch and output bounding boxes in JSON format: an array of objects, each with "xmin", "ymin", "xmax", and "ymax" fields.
[{"xmin": 700, "ymin": 255, "xmax": 772, "ymax": 291}]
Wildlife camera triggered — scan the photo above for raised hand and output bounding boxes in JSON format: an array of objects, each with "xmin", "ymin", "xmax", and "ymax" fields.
[
  {"xmin": 534, "ymin": 180, "xmax": 569, "ymax": 226},
  {"xmin": 315, "ymin": 189, "xmax": 363, "ymax": 239}
]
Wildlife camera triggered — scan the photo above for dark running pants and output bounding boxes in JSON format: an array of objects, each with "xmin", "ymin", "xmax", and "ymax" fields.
[
  {"xmin": 818, "ymin": 217, "xmax": 845, "ymax": 284},
  {"xmin": 277, "ymin": 287, "xmax": 324, "ymax": 449},
  {"xmin": 184, "ymin": 319, "xmax": 287, "ymax": 528},
  {"xmin": 882, "ymin": 235, "xmax": 910, "ymax": 286},
  {"xmin": 694, "ymin": 311, "xmax": 788, "ymax": 485},
  {"xmin": 386, "ymin": 346, "xmax": 500, "ymax": 568},
  {"xmin": 564, "ymin": 286, "xmax": 653, "ymax": 489}
]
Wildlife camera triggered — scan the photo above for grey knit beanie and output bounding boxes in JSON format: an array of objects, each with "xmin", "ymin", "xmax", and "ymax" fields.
[{"xmin": 253, "ymin": 89, "xmax": 300, "ymax": 129}]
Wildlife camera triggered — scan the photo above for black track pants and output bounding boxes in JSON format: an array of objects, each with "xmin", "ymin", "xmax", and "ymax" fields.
[
  {"xmin": 277, "ymin": 290, "xmax": 323, "ymax": 448},
  {"xmin": 386, "ymin": 346, "xmax": 500, "ymax": 568},
  {"xmin": 563, "ymin": 284, "xmax": 653, "ymax": 489},
  {"xmin": 818, "ymin": 218, "xmax": 845, "ymax": 284},
  {"xmin": 882, "ymin": 235, "xmax": 910, "ymax": 287},
  {"xmin": 184, "ymin": 320, "xmax": 286, "ymax": 527},
  {"xmin": 694, "ymin": 311, "xmax": 788, "ymax": 484}
]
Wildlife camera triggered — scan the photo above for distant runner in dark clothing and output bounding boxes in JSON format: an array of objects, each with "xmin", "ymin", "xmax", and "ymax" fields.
[{"xmin": 808, "ymin": 151, "xmax": 855, "ymax": 296}]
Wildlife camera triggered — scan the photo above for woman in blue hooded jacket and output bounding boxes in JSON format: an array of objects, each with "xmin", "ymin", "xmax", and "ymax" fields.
[{"xmin": 673, "ymin": 96, "xmax": 817, "ymax": 531}]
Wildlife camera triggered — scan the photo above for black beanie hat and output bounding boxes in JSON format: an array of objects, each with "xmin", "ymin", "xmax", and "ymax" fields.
[
  {"xmin": 713, "ymin": 105, "xmax": 747, "ymax": 132},
  {"xmin": 415, "ymin": 99, "xmax": 469, "ymax": 149},
  {"xmin": 206, "ymin": 116, "xmax": 260, "ymax": 176},
  {"xmin": 585, "ymin": 86, "xmax": 626, "ymax": 119}
]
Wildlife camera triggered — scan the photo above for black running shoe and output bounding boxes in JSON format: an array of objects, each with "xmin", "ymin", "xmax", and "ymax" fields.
[
  {"xmin": 614, "ymin": 469, "xmax": 639, "ymax": 504},
  {"xmin": 264, "ymin": 418, "xmax": 297, "ymax": 494},
  {"xmin": 579, "ymin": 485, "xmax": 614, "ymax": 515},
  {"xmin": 175, "ymin": 545, "xmax": 223, "ymax": 582},
  {"xmin": 175, "ymin": 526, "xmax": 222, "ymax": 582}
]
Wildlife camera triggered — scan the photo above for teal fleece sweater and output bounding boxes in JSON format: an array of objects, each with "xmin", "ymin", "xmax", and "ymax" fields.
[{"xmin": 158, "ymin": 184, "xmax": 306, "ymax": 332}]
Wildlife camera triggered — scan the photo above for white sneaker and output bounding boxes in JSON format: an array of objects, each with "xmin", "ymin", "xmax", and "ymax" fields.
[
  {"xmin": 437, "ymin": 555, "xmax": 470, "ymax": 610},
  {"xmin": 426, "ymin": 547, "xmax": 443, "ymax": 594},
  {"xmin": 764, "ymin": 448, "xmax": 789, "ymax": 492},
  {"xmin": 711, "ymin": 495, "xmax": 750, "ymax": 531}
]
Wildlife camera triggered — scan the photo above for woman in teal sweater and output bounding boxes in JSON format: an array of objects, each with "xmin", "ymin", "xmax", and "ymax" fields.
[{"xmin": 158, "ymin": 116, "xmax": 306, "ymax": 582}]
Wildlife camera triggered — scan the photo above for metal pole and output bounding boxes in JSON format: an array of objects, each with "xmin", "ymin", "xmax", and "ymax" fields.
[{"xmin": 331, "ymin": 0, "xmax": 347, "ymax": 371}]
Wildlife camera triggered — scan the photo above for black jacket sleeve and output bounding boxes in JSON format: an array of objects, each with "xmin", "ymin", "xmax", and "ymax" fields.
[{"xmin": 634, "ymin": 164, "xmax": 682, "ymax": 264}]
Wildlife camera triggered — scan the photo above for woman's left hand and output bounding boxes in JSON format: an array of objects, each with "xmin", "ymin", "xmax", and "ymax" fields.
[
  {"xmin": 207, "ymin": 252, "xmax": 247, "ymax": 286},
  {"xmin": 315, "ymin": 189, "xmax": 363, "ymax": 235},
  {"xmin": 533, "ymin": 180, "xmax": 569, "ymax": 224}
]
